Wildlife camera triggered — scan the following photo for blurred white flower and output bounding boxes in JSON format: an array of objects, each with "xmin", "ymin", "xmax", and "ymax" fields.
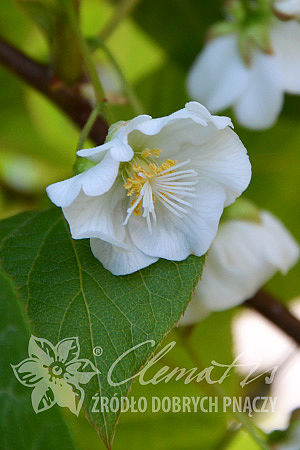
[
  {"xmin": 233, "ymin": 300, "xmax": 300, "ymax": 431},
  {"xmin": 187, "ymin": 20, "xmax": 300, "ymax": 129},
  {"xmin": 274, "ymin": 0, "xmax": 300, "ymax": 19},
  {"xmin": 47, "ymin": 102, "xmax": 251, "ymax": 275},
  {"xmin": 80, "ymin": 63, "xmax": 128, "ymax": 106},
  {"xmin": 180, "ymin": 210, "xmax": 299, "ymax": 325}
]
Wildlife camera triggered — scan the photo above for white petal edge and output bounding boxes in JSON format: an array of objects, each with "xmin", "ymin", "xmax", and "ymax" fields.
[
  {"xmin": 186, "ymin": 35, "xmax": 249, "ymax": 112},
  {"xmin": 133, "ymin": 102, "xmax": 233, "ymax": 139},
  {"xmin": 233, "ymin": 51, "xmax": 284, "ymax": 130},
  {"xmin": 260, "ymin": 211, "xmax": 299, "ymax": 274},
  {"xmin": 274, "ymin": 0, "xmax": 300, "ymax": 17},
  {"xmin": 90, "ymin": 237, "xmax": 158, "ymax": 276},
  {"xmin": 62, "ymin": 182, "xmax": 129, "ymax": 248},
  {"xmin": 179, "ymin": 127, "xmax": 251, "ymax": 207},
  {"xmin": 46, "ymin": 152, "xmax": 120, "ymax": 207},
  {"xmin": 77, "ymin": 115, "xmax": 152, "ymax": 163},
  {"xmin": 194, "ymin": 212, "xmax": 299, "ymax": 312},
  {"xmin": 271, "ymin": 20, "xmax": 300, "ymax": 94}
]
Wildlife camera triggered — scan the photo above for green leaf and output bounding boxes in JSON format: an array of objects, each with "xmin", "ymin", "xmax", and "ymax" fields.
[
  {"xmin": 0, "ymin": 209, "xmax": 204, "ymax": 448},
  {"xmin": 0, "ymin": 267, "xmax": 77, "ymax": 449}
]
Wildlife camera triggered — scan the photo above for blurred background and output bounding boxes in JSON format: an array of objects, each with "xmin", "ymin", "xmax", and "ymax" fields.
[{"xmin": 0, "ymin": 1, "xmax": 299, "ymax": 448}]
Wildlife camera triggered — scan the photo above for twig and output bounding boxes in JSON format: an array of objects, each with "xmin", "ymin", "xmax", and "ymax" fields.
[
  {"xmin": 245, "ymin": 290, "xmax": 300, "ymax": 345},
  {"xmin": 76, "ymin": 103, "xmax": 102, "ymax": 151},
  {"xmin": 0, "ymin": 38, "xmax": 108, "ymax": 145}
]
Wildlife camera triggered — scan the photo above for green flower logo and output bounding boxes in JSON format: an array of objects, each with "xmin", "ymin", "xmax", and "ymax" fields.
[{"xmin": 11, "ymin": 335, "xmax": 100, "ymax": 415}]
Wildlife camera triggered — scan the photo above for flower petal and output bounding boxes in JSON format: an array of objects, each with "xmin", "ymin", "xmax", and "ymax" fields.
[
  {"xmin": 128, "ymin": 102, "xmax": 234, "ymax": 168},
  {"xmin": 56, "ymin": 337, "xmax": 80, "ymax": 364},
  {"xmin": 271, "ymin": 20, "xmax": 300, "ymax": 94},
  {"xmin": 11, "ymin": 358, "xmax": 47, "ymax": 387},
  {"xmin": 62, "ymin": 182, "xmax": 128, "ymax": 247},
  {"xmin": 46, "ymin": 153, "xmax": 120, "ymax": 207},
  {"xmin": 31, "ymin": 380, "xmax": 55, "ymax": 413},
  {"xmin": 28, "ymin": 335, "xmax": 55, "ymax": 366},
  {"xmin": 233, "ymin": 51, "xmax": 284, "ymax": 130},
  {"xmin": 274, "ymin": 0, "xmax": 300, "ymax": 18},
  {"xmin": 128, "ymin": 180, "xmax": 226, "ymax": 261},
  {"xmin": 90, "ymin": 237, "xmax": 158, "ymax": 276},
  {"xmin": 260, "ymin": 212, "xmax": 299, "ymax": 274},
  {"xmin": 77, "ymin": 141, "xmax": 112, "ymax": 162},
  {"xmin": 51, "ymin": 379, "xmax": 83, "ymax": 416},
  {"xmin": 77, "ymin": 115, "xmax": 152, "ymax": 163},
  {"xmin": 177, "ymin": 127, "xmax": 251, "ymax": 206},
  {"xmin": 65, "ymin": 359, "xmax": 99, "ymax": 385},
  {"xmin": 80, "ymin": 153, "xmax": 120, "ymax": 197},
  {"xmin": 196, "ymin": 212, "xmax": 299, "ymax": 311},
  {"xmin": 46, "ymin": 174, "xmax": 82, "ymax": 208},
  {"xmin": 185, "ymin": 101, "xmax": 233, "ymax": 129},
  {"xmin": 187, "ymin": 35, "xmax": 249, "ymax": 112}
]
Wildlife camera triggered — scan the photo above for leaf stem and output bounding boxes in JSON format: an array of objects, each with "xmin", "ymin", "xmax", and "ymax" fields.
[
  {"xmin": 90, "ymin": 37, "xmax": 145, "ymax": 115},
  {"xmin": 99, "ymin": 0, "xmax": 141, "ymax": 42},
  {"xmin": 76, "ymin": 103, "xmax": 102, "ymax": 151}
]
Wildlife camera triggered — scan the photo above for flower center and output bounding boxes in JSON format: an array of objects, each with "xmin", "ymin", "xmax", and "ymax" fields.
[
  {"xmin": 49, "ymin": 361, "xmax": 65, "ymax": 379},
  {"xmin": 123, "ymin": 149, "xmax": 198, "ymax": 232}
]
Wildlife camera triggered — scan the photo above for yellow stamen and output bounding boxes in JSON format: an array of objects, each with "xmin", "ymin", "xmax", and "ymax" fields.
[
  {"xmin": 152, "ymin": 148, "xmax": 161, "ymax": 157},
  {"xmin": 141, "ymin": 149, "xmax": 151, "ymax": 158},
  {"xmin": 124, "ymin": 157, "xmax": 177, "ymax": 216}
]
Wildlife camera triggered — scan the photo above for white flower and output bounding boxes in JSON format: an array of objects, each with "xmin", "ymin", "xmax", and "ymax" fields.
[
  {"xmin": 11, "ymin": 336, "xmax": 99, "ymax": 415},
  {"xmin": 274, "ymin": 0, "xmax": 300, "ymax": 19},
  {"xmin": 47, "ymin": 102, "xmax": 251, "ymax": 275},
  {"xmin": 233, "ymin": 300, "xmax": 300, "ymax": 431},
  {"xmin": 180, "ymin": 211, "xmax": 299, "ymax": 325},
  {"xmin": 81, "ymin": 63, "xmax": 127, "ymax": 106},
  {"xmin": 187, "ymin": 20, "xmax": 300, "ymax": 129}
]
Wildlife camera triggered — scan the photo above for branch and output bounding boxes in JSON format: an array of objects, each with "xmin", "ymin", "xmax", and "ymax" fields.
[
  {"xmin": 0, "ymin": 38, "xmax": 108, "ymax": 145},
  {"xmin": 245, "ymin": 290, "xmax": 300, "ymax": 345}
]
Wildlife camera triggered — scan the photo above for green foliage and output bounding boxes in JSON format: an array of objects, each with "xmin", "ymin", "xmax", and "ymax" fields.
[
  {"xmin": 0, "ymin": 208, "xmax": 204, "ymax": 447},
  {"xmin": 0, "ymin": 268, "xmax": 77, "ymax": 450},
  {"xmin": 0, "ymin": 0, "xmax": 299, "ymax": 448}
]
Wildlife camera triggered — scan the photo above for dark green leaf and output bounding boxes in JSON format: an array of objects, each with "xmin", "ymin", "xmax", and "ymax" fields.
[
  {"xmin": 0, "ymin": 267, "xmax": 77, "ymax": 450},
  {"xmin": 0, "ymin": 208, "xmax": 204, "ymax": 447}
]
